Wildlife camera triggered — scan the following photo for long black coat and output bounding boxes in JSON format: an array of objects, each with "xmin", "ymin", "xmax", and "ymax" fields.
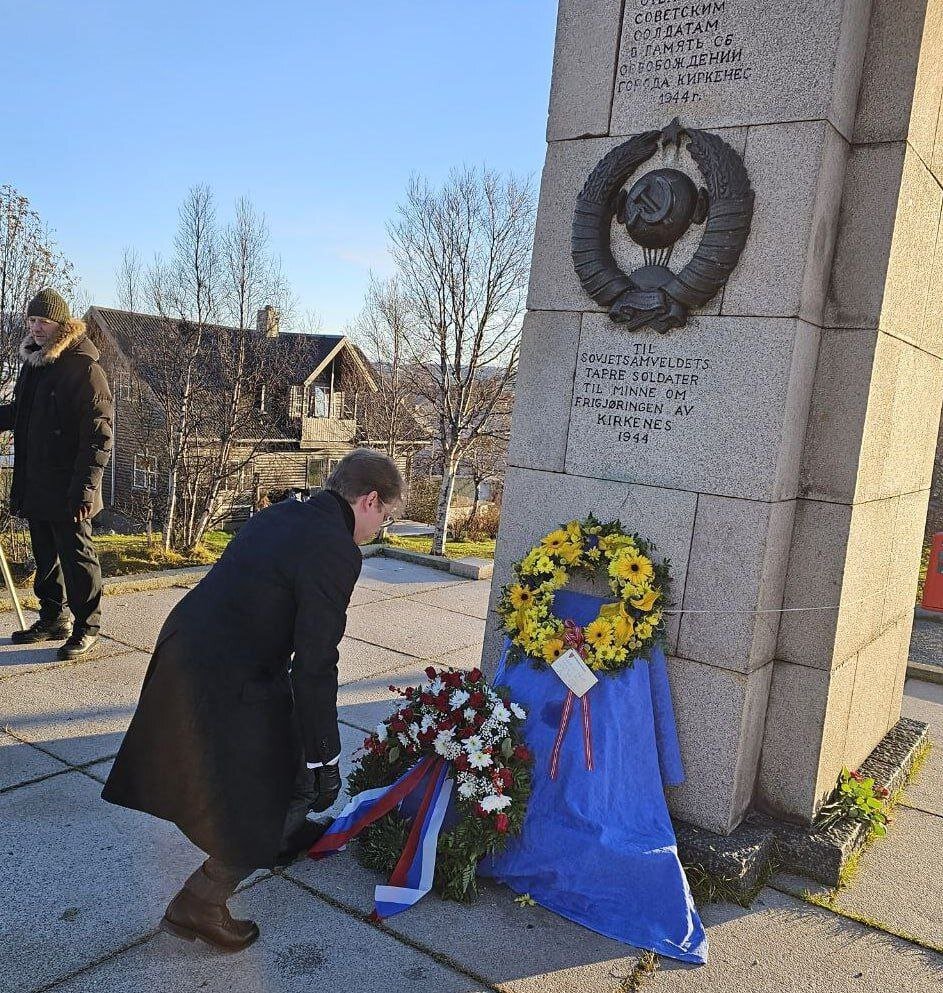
[
  {"xmin": 102, "ymin": 490, "xmax": 362, "ymax": 867},
  {"xmin": 0, "ymin": 326, "xmax": 113, "ymax": 521}
]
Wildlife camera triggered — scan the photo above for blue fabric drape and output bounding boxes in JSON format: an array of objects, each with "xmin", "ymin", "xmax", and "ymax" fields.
[{"xmin": 481, "ymin": 589, "xmax": 707, "ymax": 965}]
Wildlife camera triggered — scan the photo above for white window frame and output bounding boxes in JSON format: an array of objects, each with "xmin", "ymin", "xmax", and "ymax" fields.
[
  {"xmin": 114, "ymin": 371, "xmax": 133, "ymax": 402},
  {"xmin": 132, "ymin": 453, "xmax": 157, "ymax": 491}
]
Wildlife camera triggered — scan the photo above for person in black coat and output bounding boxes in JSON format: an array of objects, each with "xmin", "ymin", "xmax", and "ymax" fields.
[
  {"xmin": 103, "ymin": 448, "xmax": 403, "ymax": 952},
  {"xmin": 0, "ymin": 289, "xmax": 113, "ymax": 659}
]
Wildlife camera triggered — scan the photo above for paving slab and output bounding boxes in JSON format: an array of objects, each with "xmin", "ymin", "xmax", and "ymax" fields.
[
  {"xmin": 407, "ymin": 579, "xmax": 494, "ymax": 619},
  {"xmin": 356, "ymin": 557, "xmax": 466, "ymax": 596},
  {"xmin": 910, "ymin": 617, "xmax": 943, "ymax": 668},
  {"xmin": 287, "ymin": 849, "xmax": 641, "ymax": 992},
  {"xmin": 46, "ymin": 874, "xmax": 485, "ymax": 993},
  {"xmin": 0, "ymin": 624, "xmax": 134, "ymax": 681},
  {"xmin": 345, "ymin": 598, "xmax": 485, "ymax": 659},
  {"xmin": 0, "ymin": 771, "xmax": 198, "ymax": 993},
  {"xmin": 0, "ymin": 729, "xmax": 69, "ymax": 791},
  {"xmin": 813, "ymin": 805, "xmax": 943, "ymax": 950},
  {"xmin": 335, "ymin": 660, "xmax": 438, "ymax": 733},
  {"xmin": 348, "ymin": 583, "xmax": 394, "ymax": 606},
  {"xmin": 97, "ymin": 586, "xmax": 188, "ymax": 651},
  {"xmin": 902, "ymin": 679, "xmax": 943, "ymax": 815},
  {"xmin": 337, "ymin": 636, "xmax": 418, "ymax": 686},
  {"xmin": 0, "ymin": 651, "xmax": 149, "ymax": 766}
]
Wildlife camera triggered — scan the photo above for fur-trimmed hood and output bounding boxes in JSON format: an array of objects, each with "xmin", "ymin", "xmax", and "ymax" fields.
[{"xmin": 19, "ymin": 319, "xmax": 98, "ymax": 367}]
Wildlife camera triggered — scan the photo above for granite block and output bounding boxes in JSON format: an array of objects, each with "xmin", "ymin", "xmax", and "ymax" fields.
[
  {"xmin": 826, "ymin": 143, "xmax": 942, "ymax": 351},
  {"xmin": 610, "ymin": 0, "xmax": 870, "ymax": 139},
  {"xmin": 721, "ymin": 120, "xmax": 848, "ymax": 324},
  {"xmin": 853, "ymin": 0, "xmax": 943, "ymax": 164},
  {"xmin": 678, "ymin": 495, "xmax": 795, "ymax": 674},
  {"xmin": 547, "ymin": 0, "xmax": 623, "ymax": 141},
  {"xmin": 565, "ymin": 314, "xmax": 820, "ymax": 502},
  {"xmin": 664, "ymin": 655, "xmax": 772, "ymax": 834},
  {"xmin": 507, "ymin": 310, "xmax": 581, "ymax": 473}
]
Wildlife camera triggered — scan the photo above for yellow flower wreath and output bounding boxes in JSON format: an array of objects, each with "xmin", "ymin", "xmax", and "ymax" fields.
[{"xmin": 498, "ymin": 516, "xmax": 670, "ymax": 673}]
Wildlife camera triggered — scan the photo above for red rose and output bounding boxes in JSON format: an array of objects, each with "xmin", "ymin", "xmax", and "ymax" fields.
[
  {"xmin": 425, "ymin": 666, "xmax": 437, "ymax": 680},
  {"xmin": 474, "ymin": 803, "xmax": 488, "ymax": 819},
  {"xmin": 474, "ymin": 712, "xmax": 486, "ymax": 728},
  {"xmin": 468, "ymin": 691, "xmax": 485, "ymax": 709},
  {"xmin": 454, "ymin": 754, "xmax": 470, "ymax": 772},
  {"xmin": 495, "ymin": 813, "xmax": 509, "ymax": 833},
  {"xmin": 469, "ymin": 668, "xmax": 483, "ymax": 683},
  {"xmin": 513, "ymin": 745, "xmax": 531, "ymax": 762},
  {"xmin": 435, "ymin": 691, "xmax": 450, "ymax": 711},
  {"xmin": 499, "ymin": 768, "xmax": 514, "ymax": 789},
  {"xmin": 444, "ymin": 671, "xmax": 463, "ymax": 688},
  {"xmin": 459, "ymin": 726, "xmax": 477, "ymax": 739}
]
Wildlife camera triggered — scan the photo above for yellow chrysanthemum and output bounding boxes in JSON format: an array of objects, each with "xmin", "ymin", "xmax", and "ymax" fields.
[
  {"xmin": 541, "ymin": 637, "xmax": 566, "ymax": 663},
  {"xmin": 565, "ymin": 520, "xmax": 582, "ymax": 542},
  {"xmin": 648, "ymin": 609, "xmax": 663, "ymax": 627},
  {"xmin": 635, "ymin": 620, "xmax": 653, "ymax": 641},
  {"xmin": 540, "ymin": 567, "xmax": 568, "ymax": 591},
  {"xmin": 586, "ymin": 547, "xmax": 601, "ymax": 562},
  {"xmin": 541, "ymin": 529, "xmax": 569, "ymax": 552},
  {"xmin": 508, "ymin": 584, "xmax": 535, "ymax": 610},
  {"xmin": 599, "ymin": 533, "xmax": 637, "ymax": 554},
  {"xmin": 584, "ymin": 618, "xmax": 613, "ymax": 648},
  {"xmin": 629, "ymin": 587, "xmax": 659, "ymax": 612}
]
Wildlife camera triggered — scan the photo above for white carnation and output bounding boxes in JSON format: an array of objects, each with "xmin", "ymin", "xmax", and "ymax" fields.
[{"xmin": 479, "ymin": 794, "xmax": 512, "ymax": 812}]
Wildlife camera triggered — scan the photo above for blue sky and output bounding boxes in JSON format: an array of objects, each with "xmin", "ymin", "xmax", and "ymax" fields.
[{"xmin": 3, "ymin": 1, "xmax": 556, "ymax": 330}]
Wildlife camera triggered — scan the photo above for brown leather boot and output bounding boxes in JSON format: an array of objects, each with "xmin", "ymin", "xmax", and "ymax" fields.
[{"xmin": 161, "ymin": 887, "xmax": 259, "ymax": 952}]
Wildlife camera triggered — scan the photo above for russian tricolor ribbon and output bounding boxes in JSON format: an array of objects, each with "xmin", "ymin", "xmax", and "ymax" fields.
[
  {"xmin": 308, "ymin": 756, "xmax": 454, "ymax": 921},
  {"xmin": 548, "ymin": 688, "xmax": 595, "ymax": 780}
]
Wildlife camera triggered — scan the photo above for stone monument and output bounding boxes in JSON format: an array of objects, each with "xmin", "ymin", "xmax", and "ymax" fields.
[{"xmin": 487, "ymin": 0, "xmax": 943, "ymax": 834}]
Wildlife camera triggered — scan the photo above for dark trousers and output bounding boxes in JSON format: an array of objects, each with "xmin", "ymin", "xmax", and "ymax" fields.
[
  {"xmin": 28, "ymin": 518, "xmax": 103, "ymax": 636},
  {"xmin": 183, "ymin": 755, "xmax": 316, "ymax": 905}
]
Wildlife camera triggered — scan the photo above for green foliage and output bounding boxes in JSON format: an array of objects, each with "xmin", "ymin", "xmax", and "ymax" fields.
[
  {"xmin": 404, "ymin": 477, "xmax": 440, "ymax": 524},
  {"xmin": 379, "ymin": 533, "xmax": 496, "ymax": 560},
  {"xmin": 816, "ymin": 768, "xmax": 890, "ymax": 837}
]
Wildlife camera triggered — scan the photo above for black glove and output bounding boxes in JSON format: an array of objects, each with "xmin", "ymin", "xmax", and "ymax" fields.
[{"xmin": 310, "ymin": 764, "xmax": 342, "ymax": 813}]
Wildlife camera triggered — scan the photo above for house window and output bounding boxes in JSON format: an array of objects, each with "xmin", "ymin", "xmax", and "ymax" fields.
[
  {"xmin": 133, "ymin": 453, "xmax": 157, "ymax": 491},
  {"xmin": 289, "ymin": 384, "xmax": 304, "ymax": 419},
  {"xmin": 309, "ymin": 386, "xmax": 329, "ymax": 419},
  {"xmin": 306, "ymin": 456, "xmax": 339, "ymax": 488},
  {"xmin": 114, "ymin": 371, "xmax": 133, "ymax": 401}
]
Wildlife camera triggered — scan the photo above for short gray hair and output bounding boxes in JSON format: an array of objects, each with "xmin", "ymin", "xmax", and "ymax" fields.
[{"xmin": 326, "ymin": 448, "xmax": 404, "ymax": 503}]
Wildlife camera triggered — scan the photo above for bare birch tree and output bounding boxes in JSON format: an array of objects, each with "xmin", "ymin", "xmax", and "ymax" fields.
[
  {"xmin": 0, "ymin": 185, "xmax": 76, "ymax": 395},
  {"xmin": 386, "ymin": 167, "xmax": 534, "ymax": 555},
  {"xmin": 351, "ymin": 272, "xmax": 418, "ymax": 458},
  {"xmin": 115, "ymin": 246, "xmax": 142, "ymax": 311}
]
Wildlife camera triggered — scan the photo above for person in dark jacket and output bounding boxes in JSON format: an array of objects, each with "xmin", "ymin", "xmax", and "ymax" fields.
[
  {"xmin": 103, "ymin": 448, "xmax": 403, "ymax": 952},
  {"xmin": 0, "ymin": 289, "xmax": 113, "ymax": 660}
]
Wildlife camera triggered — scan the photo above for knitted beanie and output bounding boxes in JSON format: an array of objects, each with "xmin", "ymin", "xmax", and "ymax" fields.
[{"xmin": 26, "ymin": 288, "xmax": 71, "ymax": 324}]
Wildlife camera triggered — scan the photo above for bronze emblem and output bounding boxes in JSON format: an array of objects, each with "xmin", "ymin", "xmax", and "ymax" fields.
[{"xmin": 572, "ymin": 118, "xmax": 754, "ymax": 333}]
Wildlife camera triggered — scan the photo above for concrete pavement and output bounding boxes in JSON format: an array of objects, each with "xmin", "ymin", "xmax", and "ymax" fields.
[{"xmin": 1, "ymin": 557, "xmax": 941, "ymax": 992}]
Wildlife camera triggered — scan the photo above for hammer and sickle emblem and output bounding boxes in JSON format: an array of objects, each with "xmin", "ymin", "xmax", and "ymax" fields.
[{"xmin": 618, "ymin": 174, "xmax": 674, "ymax": 228}]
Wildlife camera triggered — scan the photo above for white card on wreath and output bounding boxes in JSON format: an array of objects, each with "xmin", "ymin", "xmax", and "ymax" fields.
[{"xmin": 550, "ymin": 648, "xmax": 598, "ymax": 698}]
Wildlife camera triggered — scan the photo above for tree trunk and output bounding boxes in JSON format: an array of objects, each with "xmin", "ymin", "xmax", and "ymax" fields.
[{"xmin": 431, "ymin": 463, "xmax": 458, "ymax": 557}]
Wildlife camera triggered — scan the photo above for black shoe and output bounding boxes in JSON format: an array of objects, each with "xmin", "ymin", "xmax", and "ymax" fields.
[
  {"xmin": 56, "ymin": 632, "xmax": 99, "ymax": 660},
  {"xmin": 161, "ymin": 888, "xmax": 259, "ymax": 953},
  {"xmin": 275, "ymin": 818, "xmax": 331, "ymax": 868},
  {"xmin": 11, "ymin": 618, "xmax": 72, "ymax": 644}
]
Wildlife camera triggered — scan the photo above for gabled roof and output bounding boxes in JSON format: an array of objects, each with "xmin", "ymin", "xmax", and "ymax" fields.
[{"xmin": 86, "ymin": 307, "xmax": 373, "ymax": 393}]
